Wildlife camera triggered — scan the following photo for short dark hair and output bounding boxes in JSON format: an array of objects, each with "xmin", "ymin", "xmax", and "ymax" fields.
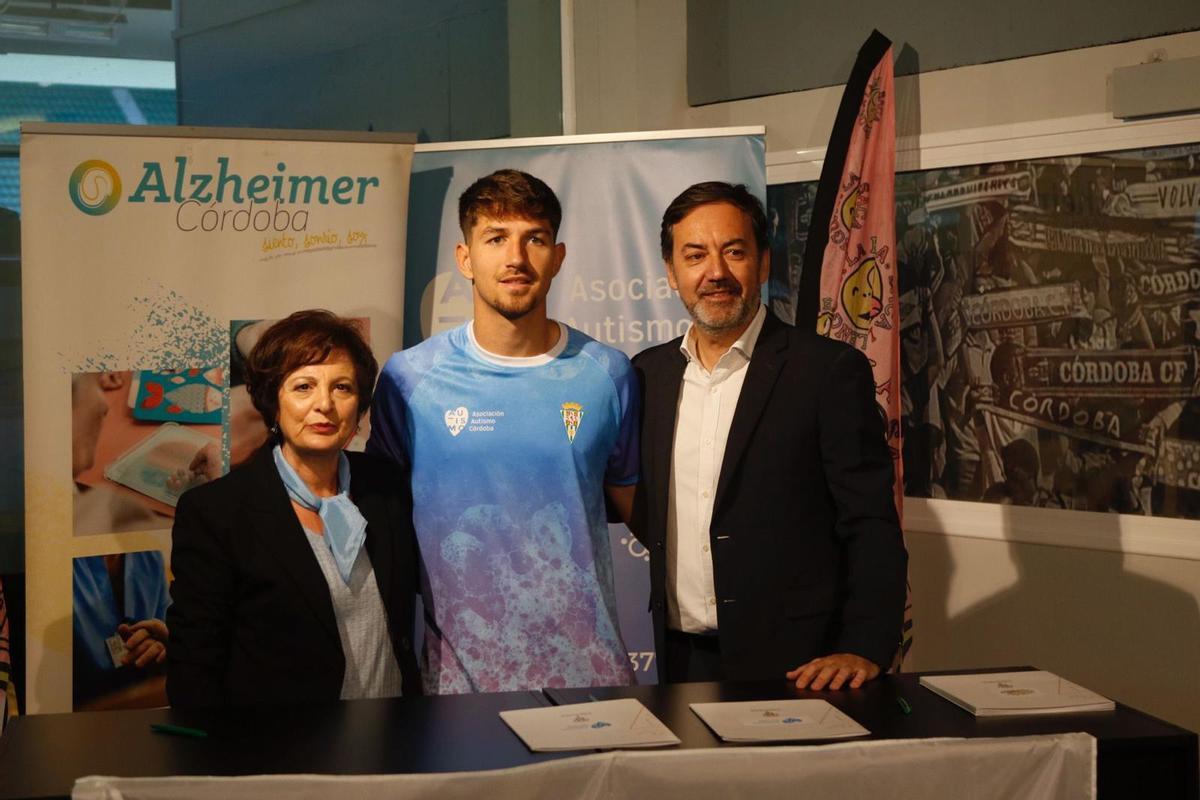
[
  {"xmin": 458, "ymin": 169, "xmax": 562, "ymax": 239},
  {"xmin": 660, "ymin": 182, "xmax": 768, "ymax": 260},
  {"xmin": 243, "ymin": 310, "xmax": 378, "ymax": 432}
]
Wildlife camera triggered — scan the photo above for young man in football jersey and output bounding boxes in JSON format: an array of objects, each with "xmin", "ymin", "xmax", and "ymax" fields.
[{"xmin": 368, "ymin": 169, "xmax": 639, "ymax": 694}]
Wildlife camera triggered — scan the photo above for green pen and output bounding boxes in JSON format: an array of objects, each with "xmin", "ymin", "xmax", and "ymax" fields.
[
  {"xmin": 896, "ymin": 696, "xmax": 913, "ymax": 715},
  {"xmin": 151, "ymin": 722, "xmax": 208, "ymax": 739}
]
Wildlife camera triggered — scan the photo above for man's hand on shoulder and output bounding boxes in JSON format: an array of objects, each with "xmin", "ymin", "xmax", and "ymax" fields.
[{"xmin": 786, "ymin": 653, "xmax": 880, "ymax": 691}]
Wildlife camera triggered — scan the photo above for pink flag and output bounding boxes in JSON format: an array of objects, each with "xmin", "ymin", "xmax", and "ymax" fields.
[
  {"xmin": 798, "ymin": 30, "xmax": 909, "ymax": 664},
  {"xmin": 0, "ymin": 577, "xmax": 12, "ymax": 725}
]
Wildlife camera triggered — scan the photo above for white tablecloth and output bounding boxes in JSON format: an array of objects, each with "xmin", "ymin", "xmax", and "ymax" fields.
[{"xmin": 74, "ymin": 733, "xmax": 1096, "ymax": 800}]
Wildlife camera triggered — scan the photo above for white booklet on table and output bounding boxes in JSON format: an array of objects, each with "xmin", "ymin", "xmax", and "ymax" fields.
[
  {"xmin": 689, "ymin": 699, "xmax": 870, "ymax": 742},
  {"xmin": 919, "ymin": 670, "xmax": 1115, "ymax": 717},
  {"xmin": 499, "ymin": 699, "xmax": 681, "ymax": 752}
]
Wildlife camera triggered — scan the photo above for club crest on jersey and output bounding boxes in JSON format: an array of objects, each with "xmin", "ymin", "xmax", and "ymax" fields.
[
  {"xmin": 444, "ymin": 406, "xmax": 468, "ymax": 436},
  {"xmin": 560, "ymin": 402, "xmax": 584, "ymax": 443}
]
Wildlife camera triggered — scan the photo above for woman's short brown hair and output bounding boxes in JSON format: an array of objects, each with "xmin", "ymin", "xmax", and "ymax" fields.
[{"xmin": 243, "ymin": 310, "xmax": 378, "ymax": 432}]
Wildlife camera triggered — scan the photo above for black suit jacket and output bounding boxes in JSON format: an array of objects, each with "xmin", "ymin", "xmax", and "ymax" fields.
[
  {"xmin": 632, "ymin": 311, "xmax": 906, "ymax": 682},
  {"xmin": 166, "ymin": 447, "xmax": 421, "ymax": 708}
]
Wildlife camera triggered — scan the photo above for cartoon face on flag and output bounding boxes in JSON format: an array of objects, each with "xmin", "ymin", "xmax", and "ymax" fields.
[
  {"xmin": 840, "ymin": 247, "xmax": 886, "ymax": 332},
  {"xmin": 798, "ymin": 29, "xmax": 911, "ymax": 667},
  {"xmin": 813, "ymin": 34, "xmax": 902, "ymax": 498}
]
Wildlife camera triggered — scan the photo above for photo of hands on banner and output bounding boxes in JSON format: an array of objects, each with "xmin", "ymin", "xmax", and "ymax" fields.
[
  {"xmin": 71, "ymin": 369, "xmax": 222, "ymax": 536},
  {"xmin": 769, "ymin": 141, "xmax": 1200, "ymax": 519},
  {"xmin": 72, "ymin": 548, "xmax": 170, "ymax": 711}
]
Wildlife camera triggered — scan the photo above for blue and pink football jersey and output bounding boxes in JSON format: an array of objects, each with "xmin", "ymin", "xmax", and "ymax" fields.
[{"xmin": 368, "ymin": 322, "xmax": 639, "ymax": 693}]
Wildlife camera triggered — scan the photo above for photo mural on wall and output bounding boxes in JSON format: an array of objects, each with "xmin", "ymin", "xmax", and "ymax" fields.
[{"xmin": 768, "ymin": 142, "xmax": 1200, "ymax": 519}]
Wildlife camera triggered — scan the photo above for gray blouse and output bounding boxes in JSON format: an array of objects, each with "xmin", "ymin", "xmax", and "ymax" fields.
[{"xmin": 303, "ymin": 529, "xmax": 404, "ymax": 700}]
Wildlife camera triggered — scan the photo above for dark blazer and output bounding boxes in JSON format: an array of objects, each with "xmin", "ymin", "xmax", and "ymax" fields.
[
  {"xmin": 632, "ymin": 311, "xmax": 907, "ymax": 683},
  {"xmin": 166, "ymin": 447, "xmax": 421, "ymax": 708}
]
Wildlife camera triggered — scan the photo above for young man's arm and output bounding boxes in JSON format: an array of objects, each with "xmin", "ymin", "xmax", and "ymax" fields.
[
  {"xmin": 603, "ymin": 355, "xmax": 641, "ymax": 527},
  {"xmin": 365, "ymin": 356, "xmax": 410, "ymax": 469}
]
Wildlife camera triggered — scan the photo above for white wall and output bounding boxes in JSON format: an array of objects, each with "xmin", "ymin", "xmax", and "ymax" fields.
[
  {"xmin": 572, "ymin": 0, "xmax": 1200, "ymax": 734},
  {"xmin": 573, "ymin": 0, "xmax": 1200, "ymax": 150}
]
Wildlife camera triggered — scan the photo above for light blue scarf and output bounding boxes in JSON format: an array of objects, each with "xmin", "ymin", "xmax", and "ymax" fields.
[{"xmin": 272, "ymin": 445, "xmax": 367, "ymax": 586}]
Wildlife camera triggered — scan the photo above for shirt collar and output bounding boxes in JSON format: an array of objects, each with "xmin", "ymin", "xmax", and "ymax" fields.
[
  {"xmin": 467, "ymin": 320, "xmax": 568, "ymax": 367},
  {"xmin": 679, "ymin": 303, "xmax": 767, "ymax": 365}
]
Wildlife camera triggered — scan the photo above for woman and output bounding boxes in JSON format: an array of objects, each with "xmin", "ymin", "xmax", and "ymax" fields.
[{"xmin": 166, "ymin": 310, "xmax": 420, "ymax": 708}]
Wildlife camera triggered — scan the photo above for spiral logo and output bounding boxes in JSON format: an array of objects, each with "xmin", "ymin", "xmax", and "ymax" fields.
[{"xmin": 68, "ymin": 160, "xmax": 122, "ymax": 216}]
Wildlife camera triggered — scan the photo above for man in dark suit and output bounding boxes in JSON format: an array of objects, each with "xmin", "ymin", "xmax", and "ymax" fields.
[{"xmin": 632, "ymin": 182, "xmax": 906, "ymax": 691}]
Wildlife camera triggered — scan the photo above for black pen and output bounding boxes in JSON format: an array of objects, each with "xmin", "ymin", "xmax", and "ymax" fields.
[{"xmin": 151, "ymin": 722, "xmax": 208, "ymax": 739}]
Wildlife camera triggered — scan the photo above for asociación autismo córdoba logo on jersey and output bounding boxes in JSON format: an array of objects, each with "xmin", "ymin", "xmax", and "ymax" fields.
[
  {"xmin": 443, "ymin": 406, "xmax": 505, "ymax": 436},
  {"xmin": 444, "ymin": 406, "xmax": 468, "ymax": 437},
  {"xmin": 69, "ymin": 160, "xmax": 122, "ymax": 216}
]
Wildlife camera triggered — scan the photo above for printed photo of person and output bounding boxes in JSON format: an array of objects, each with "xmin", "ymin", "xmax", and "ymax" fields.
[
  {"xmin": 72, "ymin": 370, "xmax": 222, "ymax": 536},
  {"xmin": 72, "ymin": 549, "xmax": 170, "ymax": 710}
]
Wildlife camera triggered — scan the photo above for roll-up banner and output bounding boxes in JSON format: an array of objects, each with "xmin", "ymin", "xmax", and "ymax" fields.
[
  {"xmin": 405, "ymin": 128, "xmax": 767, "ymax": 683},
  {"xmin": 21, "ymin": 124, "xmax": 414, "ymax": 713}
]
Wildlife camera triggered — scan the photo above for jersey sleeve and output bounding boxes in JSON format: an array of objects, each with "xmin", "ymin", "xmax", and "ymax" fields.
[
  {"xmin": 366, "ymin": 355, "xmax": 411, "ymax": 470},
  {"xmin": 604, "ymin": 358, "xmax": 640, "ymax": 486}
]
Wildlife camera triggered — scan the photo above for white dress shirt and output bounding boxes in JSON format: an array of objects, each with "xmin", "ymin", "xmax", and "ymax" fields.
[{"xmin": 667, "ymin": 304, "xmax": 767, "ymax": 634}]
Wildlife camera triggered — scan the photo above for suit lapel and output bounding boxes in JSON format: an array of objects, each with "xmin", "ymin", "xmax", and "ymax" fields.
[
  {"xmin": 713, "ymin": 314, "xmax": 790, "ymax": 513},
  {"xmin": 646, "ymin": 348, "xmax": 687, "ymax": 529},
  {"xmin": 245, "ymin": 448, "xmax": 341, "ymax": 647}
]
